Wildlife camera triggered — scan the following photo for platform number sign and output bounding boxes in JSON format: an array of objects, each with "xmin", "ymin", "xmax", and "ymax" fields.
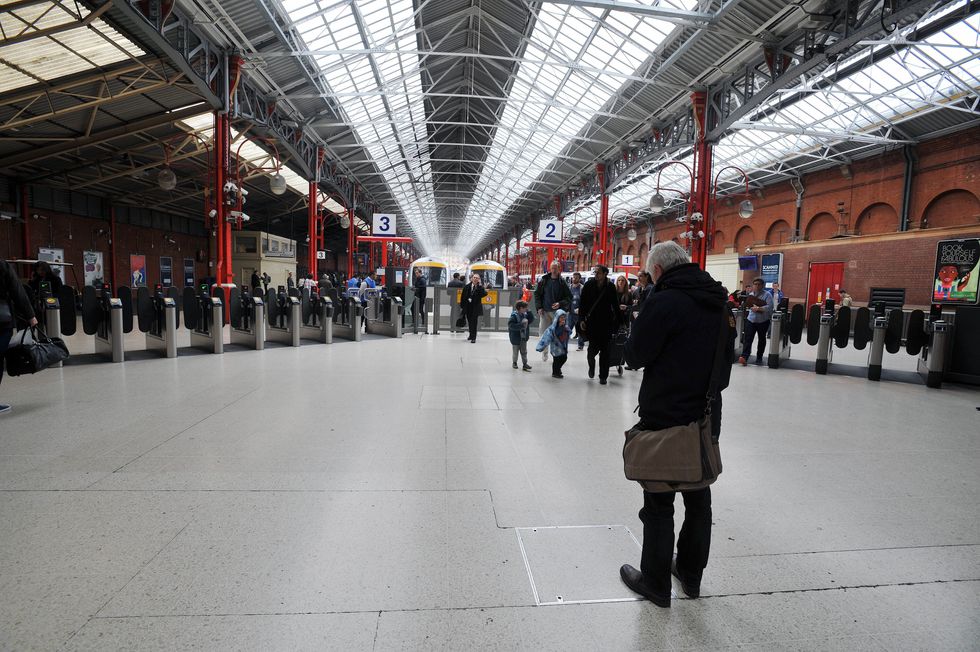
[
  {"xmin": 316, "ymin": 250, "xmax": 326, "ymax": 260},
  {"xmin": 373, "ymin": 213, "xmax": 396, "ymax": 236},
  {"xmin": 538, "ymin": 219, "xmax": 562, "ymax": 243},
  {"xmin": 621, "ymin": 255, "xmax": 634, "ymax": 266}
]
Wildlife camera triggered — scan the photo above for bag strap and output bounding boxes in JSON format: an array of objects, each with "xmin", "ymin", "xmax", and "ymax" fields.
[
  {"xmin": 704, "ymin": 311, "xmax": 732, "ymax": 417},
  {"xmin": 583, "ymin": 282, "xmax": 613, "ymax": 322}
]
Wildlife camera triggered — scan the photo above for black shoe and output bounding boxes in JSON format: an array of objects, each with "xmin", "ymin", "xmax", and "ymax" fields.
[
  {"xmin": 671, "ymin": 556, "xmax": 701, "ymax": 598},
  {"xmin": 599, "ymin": 378, "xmax": 607, "ymax": 385},
  {"xmin": 619, "ymin": 564, "xmax": 670, "ymax": 608},
  {"xmin": 755, "ymin": 357, "xmax": 764, "ymax": 366},
  {"xmin": 0, "ymin": 404, "xmax": 10, "ymax": 415},
  {"xmin": 513, "ymin": 363, "xmax": 519, "ymax": 369},
  {"xmin": 588, "ymin": 362, "xmax": 595, "ymax": 379},
  {"xmin": 552, "ymin": 373, "xmax": 563, "ymax": 379},
  {"xmin": 522, "ymin": 365, "xmax": 532, "ymax": 372}
]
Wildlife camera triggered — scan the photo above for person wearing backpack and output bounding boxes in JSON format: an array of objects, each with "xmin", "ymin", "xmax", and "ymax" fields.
[
  {"xmin": 507, "ymin": 300, "xmax": 534, "ymax": 371},
  {"xmin": 0, "ymin": 259, "xmax": 38, "ymax": 415}
]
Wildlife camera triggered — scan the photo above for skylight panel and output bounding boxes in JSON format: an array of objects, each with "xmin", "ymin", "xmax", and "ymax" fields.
[
  {"xmin": 284, "ymin": 0, "xmax": 439, "ymax": 251},
  {"xmin": 457, "ymin": 1, "xmax": 697, "ymax": 252}
]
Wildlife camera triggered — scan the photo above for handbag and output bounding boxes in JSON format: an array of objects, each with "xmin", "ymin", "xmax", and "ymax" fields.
[
  {"xmin": 622, "ymin": 311, "xmax": 730, "ymax": 492},
  {"xmin": 3, "ymin": 325, "xmax": 70, "ymax": 376}
]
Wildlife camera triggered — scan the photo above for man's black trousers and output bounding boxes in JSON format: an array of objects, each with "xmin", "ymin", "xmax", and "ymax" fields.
[{"xmin": 639, "ymin": 487, "xmax": 711, "ymax": 596}]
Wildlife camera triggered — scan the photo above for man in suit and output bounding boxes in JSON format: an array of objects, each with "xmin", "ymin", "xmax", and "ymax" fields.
[{"xmin": 459, "ymin": 273, "xmax": 487, "ymax": 342}]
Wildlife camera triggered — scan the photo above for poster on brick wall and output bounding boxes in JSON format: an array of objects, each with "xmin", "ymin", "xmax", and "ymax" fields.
[
  {"xmin": 83, "ymin": 251, "xmax": 104, "ymax": 287},
  {"xmin": 933, "ymin": 239, "xmax": 979, "ymax": 305},
  {"xmin": 130, "ymin": 254, "xmax": 147, "ymax": 288},
  {"xmin": 160, "ymin": 257, "xmax": 173, "ymax": 288},
  {"xmin": 760, "ymin": 253, "xmax": 783, "ymax": 288},
  {"xmin": 183, "ymin": 258, "xmax": 195, "ymax": 287},
  {"xmin": 38, "ymin": 247, "xmax": 65, "ymax": 280}
]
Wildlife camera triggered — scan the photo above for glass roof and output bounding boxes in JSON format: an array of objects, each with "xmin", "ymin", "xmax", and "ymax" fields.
[
  {"xmin": 0, "ymin": 2, "xmax": 144, "ymax": 94},
  {"xmin": 608, "ymin": 3, "xmax": 980, "ymax": 219},
  {"xmin": 281, "ymin": 0, "xmax": 439, "ymax": 251},
  {"xmin": 454, "ymin": 0, "xmax": 699, "ymax": 253}
]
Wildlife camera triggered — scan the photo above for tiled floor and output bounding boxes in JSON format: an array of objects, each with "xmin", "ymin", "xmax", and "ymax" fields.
[{"xmin": 0, "ymin": 327, "xmax": 977, "ymax": 650}]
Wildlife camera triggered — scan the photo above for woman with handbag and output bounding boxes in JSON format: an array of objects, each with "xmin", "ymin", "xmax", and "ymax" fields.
[{"xmin": 1, "ymin": 259, "xmax": 38, "ymax": 415}]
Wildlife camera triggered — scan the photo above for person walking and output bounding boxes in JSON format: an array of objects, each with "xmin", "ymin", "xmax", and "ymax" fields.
[
  {"xmin": 459, "ymin": 273, "xmax": 487, "ymax": 342},
  {"xmin": 631, "ymin": 270, "xmax": 653, "ymax": 319},
  {"xmin": 615, "ymin": 275, "xmax": 633, "ymax": 326},
  {"xmin": 568, "ymin": 272, "xmax": 585, "ymax": 351},
  {"xmin": 448, "ymin": 273, "xmax": 465, "ymax": 288},
  {"xmin": 286, "ymin": 271, "xmax": 295, "ymax": 290},
  {"xmin": 413, "ymin": 267, "xmax": 428, "ymax": 327},
  {"xmin": 535, "ymin": 309, "xmax": 571, "ymax": 378},
  {"xmin": 738, "ymin": 276, "xmax": 773, "ymax": 366},
  {"xmin": 1, "ymin": 259, "xmax": 39, "ymax": 415},
  {"xmin": 533, "ymin": 261, "xmax": 571, "ymax": 335},
  {"xmin": 28, "ymin": 261, "xmax": 63, "ymax": 299},
  {"xmin": 838, "ymin": 288, "xmax": 853, "ymax": 307},
  {"xmin": 250, "ymin": 270, "xmax": 262, "ymax": 291},
  {"xmin": 619, "ymin": 242, "xmax": 734, "ymax": 608},
  {"xmin": 579, "ymin": 265, "xmax": 619, "ymax": 385},
  {"xmin": 507, "ymin": 300, "xmax": 534, "ymax": 371}
]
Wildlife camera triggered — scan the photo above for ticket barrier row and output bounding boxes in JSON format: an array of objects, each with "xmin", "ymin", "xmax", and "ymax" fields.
[
  {"xmin": 739, "ymin": 300, "xmax": 954, "ymax": 388},
  {"xmin": 33, "ymin": 282, "xmax": 409, "ymax": 364}
]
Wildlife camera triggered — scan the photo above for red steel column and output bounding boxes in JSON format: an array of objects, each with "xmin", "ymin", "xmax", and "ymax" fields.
[
  {"xmin": 690, "ymin": 91, "xmax": 712, "ymax": 269},
  {"xmin": 308, "ymin": 181, "xmax": 317, "ymax": 277},
  {"xmin": 214, "ymin": 111, "xmax": 227, "ymax": 285},
  {"xmin": 346, "ymin": 193, "xmax": 355, "ymax": 279},
  {"xmin": 597, "ymin": 164, "xmax": 609, "ymax": 266}
]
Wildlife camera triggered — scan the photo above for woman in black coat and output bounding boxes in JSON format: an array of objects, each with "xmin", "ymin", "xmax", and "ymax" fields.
[
  {"xmin": 579, "ymin": 265, "xmax": 619, "ymax": 384},
  {"xmin": 1, "ymin": 259, "xmax": 38, "ymax": 414},
  {"xmin": 459, "ymin": 273, "xmax": 487, "ymax": 342}
]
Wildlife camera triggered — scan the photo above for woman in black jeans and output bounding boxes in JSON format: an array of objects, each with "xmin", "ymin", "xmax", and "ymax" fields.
[{"xmin": 0, "ymin": 259, "xmax": 38, "ymax": 415}]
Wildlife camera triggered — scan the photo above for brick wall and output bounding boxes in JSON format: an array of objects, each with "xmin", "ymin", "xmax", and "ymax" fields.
[{"xmin": 0, "ymin": 208, "xmax": 209, "ymax": 289}]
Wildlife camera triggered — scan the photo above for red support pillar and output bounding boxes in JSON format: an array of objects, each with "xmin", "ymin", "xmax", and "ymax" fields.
[
  {"xmin": 530, "ymin": 228, "xmax": 537, "ymax": 279},
  {"xmin": 690, "ymin": 91, "xmax": 712, "ymax": 269},
  {"xmin": 19, "ymin": 184, "xmax": 31, "ymax": 277},
  {"xmin": 308, "ymin": 181, "xmax": 317, "ymax": 277},
  {"xmin": 346, "ymin": 202, "xmax": 355, "ymax": 279},
  {"xmin": 214, "ymin": 110, "xmax": 230, "ymax": 285},
  {"xmin": 597, "ymin": 164, "xmax": 610, "ymax": 266}
]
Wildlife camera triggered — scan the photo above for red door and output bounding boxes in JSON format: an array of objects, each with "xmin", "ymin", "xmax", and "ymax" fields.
[{"xmin": 807, "ymin": 262, "xmax": 845, "ymax": 306}]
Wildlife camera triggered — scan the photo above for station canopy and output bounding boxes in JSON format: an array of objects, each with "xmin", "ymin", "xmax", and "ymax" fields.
[{"xmin": 0, "ymin": 0, "xmax": 977, "ymax": 256}]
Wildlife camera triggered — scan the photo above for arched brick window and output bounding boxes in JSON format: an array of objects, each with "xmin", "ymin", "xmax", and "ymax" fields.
[
  {"xmin": 854, "ymin": 202, "xmax": 899, "ymax": 235},
  {"xmin": 921, "ymin": 189, "xmax": 980, "ymax": 229},
  {"xmin": 708, "ymin": 229, "xmax": 726, "ymax": 254},
  {"xmin": 734, "ymin": 225, "xmax": 755, "ymax": 253},
  {"xmin": 805, "ymin": 212, "xmax": 838, "ymax": 241},
  {"xmin": 766, "ymin": 219, "xmax": 792, "ymax": 245}
]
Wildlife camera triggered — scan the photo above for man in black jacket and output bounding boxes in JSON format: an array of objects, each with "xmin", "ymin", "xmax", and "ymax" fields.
[
  {"xmin": 619, "ymin": 242, "xmax": 734, "ymax": 607},
  {"xmin": 413, "ymin": 267, "xmax": 427, "ymax": 327},
  {"xmin": 578, "ymin": 265, "xmax": 619, "ymax": 384},
  {"xmin": 459, "ymin": 273, "xmax": 487, "ymax": 342},
  {"xmin": 1, "ymin": 259, "xmax": 38, "ymax": 414}
]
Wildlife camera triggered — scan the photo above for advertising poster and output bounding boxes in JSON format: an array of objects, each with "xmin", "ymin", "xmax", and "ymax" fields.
[
  {"xmin": 83, "ymin": 251, "xmax": 104, "ymax": 287},
  {"xmin": 933, "ymin": 238, "xmax": 980, "ymax": 305},
  {"xmin": 184, "ymin": 258, "xmax": 195, "ymax": 287},
  {"xmin": 160, "ymin": 256, "xmax": 173, "ymax": 287},
  {"xmin": 130, "ymin": 254, "xmax": 147, "ymax": 288},
  {"xmin": 38, "ymin": 247, "xmax": 65, "ymax": 280},
  {"xmin": 761, "ymin": 253, "xmax": 784, "ymax": 288}
]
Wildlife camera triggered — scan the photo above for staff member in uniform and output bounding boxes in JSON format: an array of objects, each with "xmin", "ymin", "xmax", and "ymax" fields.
[
  {"xmin": 460, "ymin": 273, "xmax": 487, "ymax": 343},
  {"xmin": 1, "ymin": 260, "xmax": 38, "ymax": 415}
]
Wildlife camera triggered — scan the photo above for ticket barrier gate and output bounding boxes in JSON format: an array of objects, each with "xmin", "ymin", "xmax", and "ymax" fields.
[
  {"xmin": 299, "ymin": 289, "xmax": 333, "ymax": 344},
  {"xmin": 137, "ymin": 286, "xmax": 179, "ymax": 358},
  {"xmin": 266, "ymin": 286, "xmax": 301, "ymax": 347},
  {"xmin": 333, "ymin": 295, "xmax": 363, "ymax": 342},
  {"xmin": 183, "ymin": 286, "xmax": 224, "ymax": 354},
  {"xmin": 732, "ymin": 308, "xmax": 745, "ymax": 359},
  {"xmin": 229, "ymin": 286, "xmax": 266, "ymax": 350},
  {"xmin": 365, "ymin": 297, "xmax": 403, "ymax": 338},
  {"xmin": 916, "ymin": 309, "xmax": 950, "ymax": 389},
  {"xmin": 767, "ymin": 311, "xmax": 790, "ymax": 369},
  {"xmin": 81, "ymin": 285, "xmax": 130, "ymax": 363}
]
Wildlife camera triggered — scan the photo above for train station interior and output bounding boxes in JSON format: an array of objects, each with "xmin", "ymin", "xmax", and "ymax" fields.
[{"xmin": 1, "ymin": 0, "xmax": 979, "ymax": 649}]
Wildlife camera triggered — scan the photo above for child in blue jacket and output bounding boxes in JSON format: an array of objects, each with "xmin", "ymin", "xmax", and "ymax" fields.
[
  {"xmin": 536, "ymin": 309, "xmax": 571, "ymax": 378},
  {"xmin": 508, "ymin": 300, "xmax": 534, "ymax": 371}
]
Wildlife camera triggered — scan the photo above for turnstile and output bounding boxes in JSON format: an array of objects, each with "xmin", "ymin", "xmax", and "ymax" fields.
[
  {"xmin": 365, "ymin": 297, "xmax": 403, "ymax": 338},
  {"xmin": 767, "ymin": 310, "xmax": 791, "ymax": 369},
  {"xmin": 917, "ymin": 320, "xmax": 951, "ymax": 389},
  {"xmin": 266, "ymin": 288, "xmax": 301, "ymax": 347},
  {"xmin": 299, "ymin": 295, "xmax": 333, "ymax": 344},
  {"xmin": 333, "ymin": 296, "xmax": 363, "ymax": 342},
  {"xmin": 143, "ymin": 293, "xmax": 178, "ymax": 358},
  {"xmin": 82, "ymin": 287, "xmax": 126, "ymax": 363},
  {"xmin": 230, "ymin": 286, "xmax": 266, "ymax": 350},
  {"xmin": 185, "ymin": 288, "xmax": 224, "ymax": 354}
]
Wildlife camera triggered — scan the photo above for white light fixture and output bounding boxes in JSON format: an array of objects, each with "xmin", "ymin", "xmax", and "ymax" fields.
[
  {"xmin": 340, "ymin": 215, "xmax": 351, "ymax": 229},
  {"xmin": 569, "ymin": 225, "xmax": 580, "ymax": 238},
  {"xmin": 270, "ymin": 173, "xmax": 287, "ymax": 196},
  {"xmin": 738, "ymin": 199, "xmax": 754, "ymax": 219},
  {"xmin": 576, "ymin": 242, "xmax": 584, "ymax": 252},
  {"xmin": 626, "ymin": 228, "xmax": 637, "ymax": 241},
  {"xmin": 649, "ymin": 193, "xmax": 665, "ymax": 212},
  {"xmin": 158, "ymin": 167, "xmax": 177, "ymax": 191}
]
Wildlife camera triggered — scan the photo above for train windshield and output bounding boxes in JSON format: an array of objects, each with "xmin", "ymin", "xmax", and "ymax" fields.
[
  {"xmin": 474, "ymin": 269, "xmax": 506, "ymax": 289},
  {"xmin": 422, "ymin": 265, "xmax": 448, "ymax": 286}
]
